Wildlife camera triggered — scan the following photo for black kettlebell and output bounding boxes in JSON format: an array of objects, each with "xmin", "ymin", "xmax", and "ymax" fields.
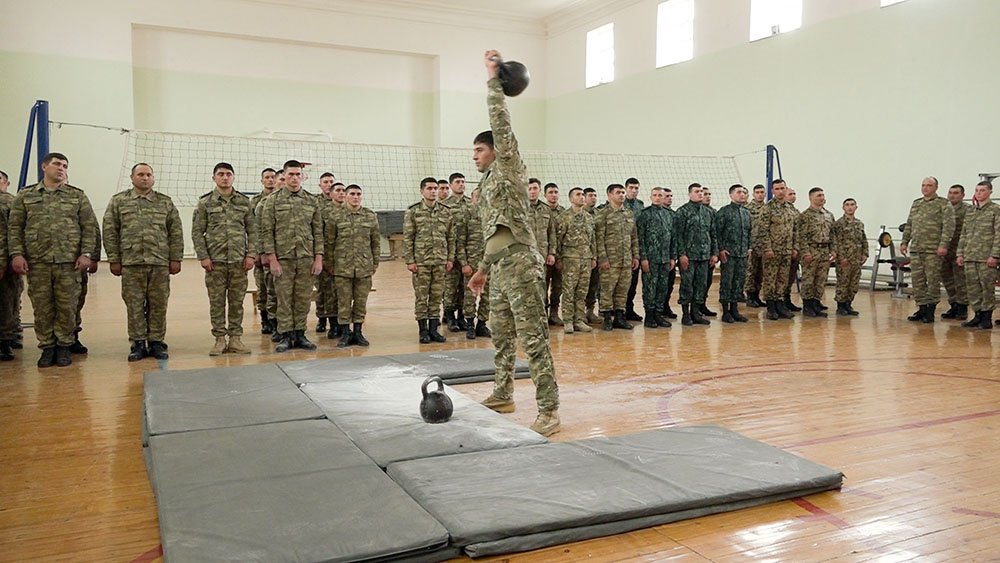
[
  {"xmin": 492, "ymin": 56, "xmax": 530, "ymax": 97},
  {"xmin": 419, "ymin": 376, "xmax": 454, "ymax": 424}
]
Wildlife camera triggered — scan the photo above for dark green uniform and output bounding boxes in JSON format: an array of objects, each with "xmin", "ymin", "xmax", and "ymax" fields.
[
  {"xmin": 714, "ymin": 202, "xmax": 751, "ymax": 303},
  {"xmin": 675, "ymin": 201, "xmax": 717, "ymax": 307},
  {"xmin": 637, "ymin": 204, "xmax": 675, "ymax": 317}
]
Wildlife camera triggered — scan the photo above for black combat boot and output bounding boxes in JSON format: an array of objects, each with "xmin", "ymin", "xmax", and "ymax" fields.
[
  {"xmin": 813, "ymin": 299, "xmax": 829, "ymax": 317},
  {"xmin": 261, "ymin": 311, "xmax": 272, "ymax": 334},
  {"xmin": 55, "ymin": 346, "xmax": 72, "ymax": 367},
  {"xmin": 803, "ymin": 299, "xmax": 818, "ymax": 318},
  {"xmin": 352, "ymin": 323, "xmax": 369, "ymax": 346},
  {"xmin": 817, "ymin": 301, "xmax": 829, "ymax": 311},
  {"xmin": 731, "ymin": 302, "xmax": 748, "ymax": 323},
  {"xmin": 446, "ymin": 310, "xmax": 460, "ymax": 332},
  {"xmin": 613, "ymin": 310, "xmax": 633, "ymax": 330},
  {"xmin": 747, "ymin": 292, "xmax": 764, "ymax": 308},
  {"xmin": 316, "ymin": 317, "xmax": 327, "ymax": 333},
  {"xmin": 297, "ymin": 330, "xmax": 317, "ymax": 350},
  {"xmin": 456, "ymin": 314, "xmax": 470, "ymax": 332},
  {"xmin": 721, "ymin": 302, "xmax": 735, "ymax": 323},
  {"xmin": 602, "ymin": 311, "xmax": 614, "ymax": 331},
  {"xmin": 691, "ymin": 305, "xmax": 711, "ymax": 325},
  {"xmin": 955, "ymin": 304, "xmax": 969, "ymax": 320},
  {"xmin": 128, "ymin": 340, "xmax": 148, "ymax": 362},
  {"xmin": 698, "ymin": 303, "xmax": 717, "ymax": 317},
  {"xmin": 907, "ymin": 305, "xmax": 926, "ymax": 322},
  {"xmin": 979, "ymin": 311, "xmax": 994, "ymax": 330},
  {"xmin": 681, "ymin": 304, "xmax": 694, "ymax": 326},
  {"xmin": 655, "ymin": 311, "xmax": 672, "ymax": 328},
  {"xmin": 663, "ymin": 304, "xmax": 678, "ymax": 319},
  {"xmin": 846, "ymin": 300, "xmax": 860, "ymax": 316},
  {"xmin": 625, "ymin": 308, "xmax": 643, "ymax": 322},
  {"xmin": 466, "ymin": 317, "xmax": 477, "ymax": 340},
  {"xmin": 69, "ymin": 335, "xmax": 88, "ymax": 354},
  {"xmin": 428, "ymin": 319, "xmax": 447, "ymax": 342},
  {"xmin": 148, "ymin": 341, "xmax": 169, "ymax": 360},
  {"xmin": 737, "ymin": 292, "xmax": 747, "ymax": 303},
  {"xmin": 941, "ymin": 302, "xmax": 959, "ymax": 319},
  {"xmin": 836, "ymin": 302, "xmax": 850, "ymax": 316},
  {"xmin": 271, "ymin": 327, "xmax": 283, "ymax": 342},
  {"xmin": 475, "ymin": 319, "xmax": 491, "ymax": 337},
  {"xmin": 783, "ymin": 294, "xmax": 802, "ymax": 312},
  {"xmin": 643, "ymin": 308, "xmax": 659, "ymax": 328},
  {"xmin": 275, "ymin": 332, "xmax": 294, "ymax": 353},
  {"xmin": 766, "ymin": 300, "xmax": 779, "ymax": 320},
  {"xmin": 336, "ymin": 325, "xmax": 354, "ymax": 348},
  {"xmin": 418, "ymin": 320, "xmax": 431, "ymax": 344},
  {"xmin": 775, "ymin": 299, "xmax": 794, "ymax": 319},
  {"xmin": 921, "ymin": 304, "xmax": 936, "ymax": 324},
  {"xmin": 0, "ymin": 340, "xmax": 13, "ymax": 361},
  {"xmin": 37, "ymin": 347, "xmax": 56, "ymax": 368},
  {"xmin": 961, "ymin": 311, "xmax": 982, "ymax": 328}
]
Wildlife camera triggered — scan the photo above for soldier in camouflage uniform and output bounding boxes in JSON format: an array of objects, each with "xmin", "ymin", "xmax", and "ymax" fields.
[
  {"xmin": 404, "ymin": 177, "xmax": 455, "ymax": 344},
  {"xmin": 0, "ymin": 170, "xmax": 19, "ymax": 361},
  {"xmin": 254, "ymin": 173, "xmax": 283, "ymax": 338},
  {"xmin": 623, "ymin": 178, "xmax": 645, "ymax": 322},
  {"xmin": 582, "ymin": 187, "xmax": 602, "ymax": 324},
  {"xmin": 442, "ymin": 172, "xmax": 474, "ymax": 333},
  {"xmin": 8, "ymin": 153, "xmax": 99, "ymax": 368},
  {"xmin": 469, "ymin": 50, "xmax": 559, "ymax": 437},
  {"xmin": 956, "ymin": 181, "xmax": 1000, "ymax": 329},
  {"xmin": 783, "ymin": 188, "xmax": 803, "ymax": 313},
  {"xmin": 596, "ymin": 184, "xmax": 640, "ymax": 331},
  {"xmin": 794, "ymin": 187, "xmax": 836, "ymax": 318},
  {"xmin": 320, "ymin": 182, "xmax": 347, "ymax": 339},
  {"xmin": 543, "ymin": 183, "xmax": 566, "ymax": 326},
  {"xmin": 260, "ymin": 160, "xmax": 324, "ymax": 352},
  {"xmin": 941, "ymin": 184, "xmax": 972, "ymax": 320},
  {"xmin": 71, "ymin": 210, "xmax": 101, "ymax": 356},
  {"xmin": 314, "ymin": 172, "xmax": 337, "ymax": 333},
  {"xmin": 192, "ymin": 162, "xmax": 257, "ymax": 356},
  {"xmin": 527, "ymin": 180, "xmax": 557, "ymax": 296},
  {"xmin": 251, "ymin": 168, "xmax": 278, "ymax": 334},
  {"xmin": 103, "ymin": 163, "xmax": 184, "ymax": 361},
  {"xmin": 636, "ymin": 187, "xmax": 675, "ymax": 328},
  {"xmin": 660, "ymin": 188, "xmax": 680, "ymax": 320},
  {"xmin": 831, "ymin": 198, "xmax": 867, "ymax": 316},
  {"xmin": 743, "ymin": 184, "xmax": 767, "ymax": 307},
  {"xmin": 758, "ymin": 179, "xmax": 799, "ymax": 320},
  {"xmin": 901, "ymin": 176, "xmax": 955, "ymax": 323},
  {"xmin": 675, "ymin": 183, "xmax": 718, "ymax": 326},
  {"xmin": 463, "ymin": 189, "xmax": 491, "ymax": 340},
  {"xmin": 714, "ymin": 184, "xmax": 751, "ymax": 323},
  {"xmin": 325, "ymin": 184, "xmax": 380, "ymax": 346},
  {"xmin": 555, "ymin": 187, "xmax": 597, "ymax": 334},
  {"xmin": 699, "ymin": 187, "xmax": 719, "ymax": 318}
]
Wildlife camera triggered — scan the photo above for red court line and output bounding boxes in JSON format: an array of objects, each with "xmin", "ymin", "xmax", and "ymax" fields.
[
  {"xmin": 791, "ymin": 498, "xmax": 852, "ymax": 530},
  {"xmin": 130, "ymin": 544, "xmax": 162, "ymax": 563},
  {"xmin": 782, "ymin": 409, "xmax": 1000, "ymax": 448},
  {"xmin": 952, "ymin": 507, "xmax": 1000, "ymax": 519}
]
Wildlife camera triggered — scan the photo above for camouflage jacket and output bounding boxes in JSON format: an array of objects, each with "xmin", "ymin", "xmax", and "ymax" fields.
[
  {"xmin": 103, "ymin": 189, "xmax": 184, "ymax": 266},
  {"xmin": 746, "ymin": 199, "xmax": 767, "ymax": 247},
  {"xmin": 8, "ymin": 183, "xmax": 99, "ymax": 264},
  {"xmin": 403, "ymin": 201, "xmax": 454, "ymax": 266},
  {"xmin": 555, "ymin": 207, "xmax": 596, "ymax": 261},
  {"xmin": 758, "ymin": 199, "xmax": 798, "ymax": 255},
  {"xmin": 947, "ymin": 201, "xmax": 972, "ymax": 254},
  {"xmin": 0, "ymin": 192, "xmax": 12, "ymax": 269},
  {"xmin": 596, "ymin": 203, "xmax": 639, "ymax": 267},
  {"xmin": 714, "ymin": 202, "xmax": 751, "ymax": 257},
  {"xmin": 794, "ymin": 207, "xmax": 836, "ymax": 257},
  {"xmin": 192, "ymin": 188, "xmax": 255, "ymax": 263},
  {"xmin": 325, "ymin": 205, "xmax": 381, "ymax": 277},
  {"xmin": 253, "ymin": 191, "xmax": 278, "ymax": 255},
  {"xmin": 528, "ymin": 200, "xmax": 556, "ymax": 257},
  {"xmin": 443, "ymin": 195, "xmax": 472, "ymax": 265},
  {"xmin": 901, "ymin": 195, "xmax": 954, "ymax": 252},
  {"xmin": 636, "ymin": 205, "xmax": 676, "ymax": 264},
  {"xmin": 832, "ymin": 216, "xmax": 868, "ymax": 262},
  {"xmin": 259, "ymin": 187, "xmax": 324, "ymax": 259},
  {"xmin": 675, "ymin": 200, "xmax": 717, "ymax": 260},
  {"xmin": 957, "ymin": 200, "xmax": 1000, "ymax": 261},
  {"xmin": 624, "ymin": 198, "xmax": 644, "ymax": 220},
  {"xmin": 466, "ymin": 204, "xmax": 485, "ymax": 267}
]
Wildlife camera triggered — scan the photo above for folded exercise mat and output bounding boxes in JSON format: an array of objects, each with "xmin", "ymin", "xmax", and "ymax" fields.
[
  {"xmin": 387, "ymin": 425, "xmax": 844, "ymax": 558},
  {"xmin": 387, "ymin": 349, "xmax": 530, "ymax": 382},
  {"xmin": 143, "ymin": 363, "xmax": 324, "ymax": 445},
  {"xmin": 148, "ymin": 420, "xmax": 452, "ymax": 563},
  {"xmin": 299, "ymin": 376, "xmax": 548, "ymax": 468}
]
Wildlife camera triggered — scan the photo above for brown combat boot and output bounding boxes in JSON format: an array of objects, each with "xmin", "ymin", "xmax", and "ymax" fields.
[
  {"xmin": 481, "ymin": 394, "xmax": 515, "ymax": 413},
  {"xmin": 209, "ymin": 336, "xmax": 227, "ymax": 356},
  {"xmin": 226, "ymin": 336, "xmax": 251, "ymax": 355},
  {"xmin": 530, "ymin": 410, "xmax": 561, "ymax": 437}
]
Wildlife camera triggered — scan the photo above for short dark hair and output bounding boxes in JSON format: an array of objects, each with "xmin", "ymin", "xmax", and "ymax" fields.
[
  {"xmin": 977, "ymin": 180, "xmax": 994, "ymax": 190},
  {"xmin": 949, "ymin": 184, "xmax": 965, "ymax": 193},
  {"xmin": 663, "ymin": 187, "xmax": 672, "ymax": 193},
  {"xmin": 0, "ymin": 169, "xmax": 7, "ymax": 182},
  {"xmin": 607, "ymin": 183, "xmax": 624, "ymax": 194},
  {"xmin": 729, "ymin": 184, "xmax": 744, "ymax": 194},
  {"xmin": 688, "ymin": 183, "xmax": 702, "ymax": 192},
  {"xmin": 283, "ymin": 160, "xmax": 302, "ymax": 171},
  {"xmin": 808, "ymin": 187, "xmax": 823, "ymax": 196},
  {"xmin": 771, "ymin": 178, "xmax": 786, "ymax": 188},
  {"xmin": 420, "ymin": 177, "xmax": 438, "ymax": 190},
  {"xmin": 346, "ymin": 184, "xmax": 362, "ymax": 193},
  {"xmin": 131, "ymin": 162, "xmax": 153, "ymax": 174},
  {"xmin": 261, "ymin": 167, "xmax": 277, "ymax": 177},
  {"xmin": 332, "ymin": 182, "xmax": 345, "ymax": 189},
  {"xmin": 42, "ymin": 152, "xmax": 68, "ymax": 165},
  {"xmin": 320, "ymin": 172, "xmax": 335, "ymax": 180},
  {"xmin": 568, "ymin": 187, "xmax": 583, "ymax": 198},
  {"xmin": 753, "ymin": 184, "xmax": 766, "ymax": 191},
  {"xmin": 843, "ymin": 198, "xmax": 856, "ymax": 205},
  {"xmin": 528, "ymin": 178, "xmax": 541, "ymax": 186},
  {"xmin": 544, "ymin": 183, "xmax": 558, "ymax": 193},
  {"xmin": 214, "ymin": 162, "xmax": 234, "ymax": 174},
  {"xmin": 474, "ymin": 130, "xmax": 493, "ymax": 148},
  {"xmin": 583, "ymin": 187, "xmax": 597, "ymax": 195},
  {"xmin": 625, "ymin": 177, "xmax": 639, "ymax": 186},
  {"xmin": 449, "ymin": 172, "xmax": 465, "ymax": 183},
  {"xmin": 437, "ymin": 179, "xmax": 449, "ymax": 187}
]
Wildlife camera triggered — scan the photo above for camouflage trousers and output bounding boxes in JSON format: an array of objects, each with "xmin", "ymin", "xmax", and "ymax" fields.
[
  {"xmin": 706, "ymin": 263, "xmax": 716, "ymax": 295},
  {"xmin": 719, "ymin": 256, "xmax": 747, "ymax": 303},
  {"xmin": 964, "ymin": 261, "xmax": 999, "ymax": 312},
  {"xmin": 443, "ymin": 264, "xmax": 466, "ymax": 313},
  {"xmin": 76, "ymin": 271, "xmax": 91, "ymax": 336},
  {"xmin": 274, "ymin": 257, "xmax": 314, "ymax": 333},
  {"xmin": 641, "ymin": 262, "xmax": 671, "ymax": 313},
  {"xmin": 489, "ymin": 248, "xmax": 559, "ymax": 413},
  {"xmin": 412, "ymin": 263, "xmax": 446, "ymax": 320},
  {"xmin": 910, "ymin": 252, "xmax": 944, "ymax": 305},
  {"xmin": 679, "ymin": 260, "xmax": 709, "ymax": 305},
  {"xmin": 788, "ymin": 257, "xmax": 800, "ymax": 295},
  {"xmin": 800, "ymin": 253, "xmax": 831, "ymax": 300},
  {"xmin": 941, "ymin": 254, "xmax": 967, "ymax": 304},
  {"xmin": 315, "ymin": 271, "xmax": 337, "ymax": 319},
  {"xmin": 265, "ymin": 269, "xmax": 277, "ymax": 319},
  {"xmin": 545, "ymin": 264, "xmax": 563, "ymax": 312},
  {"xmin": 26, "ymin": 262, "xmax": 81, "ymax": 348},
  {"xmin": 560, "ymin": 257, "xmax": 592, "ymax": 325},
  {"xmin": 335, "ymin": 274, "xmax": 372, "ymax": 323},
  {"xmin": 205, "ymin": 262, "xmax": 248, "ymax": 337},
  {"xmin": 743, "ymin": 251, "xmax": 763, "ymax": 293},
  {"xmin": 662, "ymin": 266, "xmax": 677, "ymax": 310},
  {"xmin": 253, "ymin": 264, "xmax": 270, "ymax": 312},
  {"xmin": 585, "ymin": 267, "xmax": 600, "ymax": 309},
  {"xmin": 463, "ymin": 275, "xmax": 489, "ymax": 321},
  {"xmin": 599, "ymin": 265, "xmax": 630, "ymax": 312},
  {"xmin": 835, "ymin": 259, "xmax": 863, "ymax": 302},
  {"xmin": 0, "ymin": 271, "xmax": 24, "ymax": 340},
  {"xmin": 121, "ymin": 265, "xmax": 170, "ymax": 342},
  {"xmin": 625, "ymin": 268, "xmax": 640, "ymax": 314},
  {"xmin": 762, "ymin": 254, "xmax": 793, "ymax": 300}
]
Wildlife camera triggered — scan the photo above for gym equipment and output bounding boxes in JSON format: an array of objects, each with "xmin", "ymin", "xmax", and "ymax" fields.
[
  {"xmin": 869, "ymin": 224, "xmax": 910, "ymax": 298},
  {"xmin": 419, "ymin": 376, "xmax": 453, "ymax": 424},
  {"xmin": 491, "ymin": 56, "xmax": 530, "ymax": 96}
]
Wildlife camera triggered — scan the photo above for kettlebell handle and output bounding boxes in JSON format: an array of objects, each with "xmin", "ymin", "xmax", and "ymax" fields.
[{"xmin": 421, "ymin": 376, "xmax": 444, "ymax": 398}]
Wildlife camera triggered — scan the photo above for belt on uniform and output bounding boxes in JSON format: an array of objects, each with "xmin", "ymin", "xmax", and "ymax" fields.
[{"xmin": 483, "ymin": 243, "xmax": 531, "ymax": 267}]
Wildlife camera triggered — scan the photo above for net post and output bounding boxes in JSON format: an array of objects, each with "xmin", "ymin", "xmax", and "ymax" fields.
[
  {"xmin": 36, "ymin": 100, "xmax": 50, "ymax": 181},
  {"xmin": 18, "ymin": 102, "xmax": 39, "ymax": 190},
  {"xmin": 765, "ymin": 144, "xmax": 775, "ymax": 199}
]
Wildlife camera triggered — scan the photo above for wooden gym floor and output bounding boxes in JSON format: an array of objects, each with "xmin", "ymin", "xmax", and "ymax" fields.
[{"xmin": 1, "ymin": 259, "xmax": 999, "ymax": 562}]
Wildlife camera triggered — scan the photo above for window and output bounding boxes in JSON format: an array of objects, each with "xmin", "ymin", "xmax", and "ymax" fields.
[
  {"xmin": 749, "ymin": 0, "xmax": 802, "ymax": 41},
  {"xmin": 586, "ymin": 23, "xmax": 615, "ymax": 88},
  {"xmin": 881, "ymin": 0, "xmax": 908, "ymax": 6},
  {"xmin": 656, "ymin": 0, "xmax": 695, "ymax": 68}
]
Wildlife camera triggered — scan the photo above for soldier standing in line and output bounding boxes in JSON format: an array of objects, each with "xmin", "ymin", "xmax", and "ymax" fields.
[
  {"xmin": 582, "ymin": 187, "xmax": 602, "ymax": 324},
  {"xmin": 469, "ymin": 50, "xmax": 559, "ymax": 436},
  {"xmin": 69, "ymin": 200, "xmax": 101, "ymax": 356},
  {"xmin": 941, "ymin": 184, "xmax": 972, "ymax": 320},
  {"xmin": 555, "ymin": 187, "xmax": 597, "ymax": 334},
  {"xmin": 956, "ymin": 181, "xmax": 1000, "ymax": 330},
  {"xmin": 544, "ymin": 182, "xmax": 565, "ymax": 326},
  {"xmin": 8, "ymin": 153, "xmax": 99, "ymax": 368},
  {"xmin": 192, "ymin": 162, "xmax": 256, "ymax": 355},
  {"xmin": 314, "ymin": 172, "xmax": 337, "ymax": 334},
  {"xmin": 623, "ymin": 177, "xmax": 645, "ymax": 322},
  {"xmin": 436, "ymin": 179, "xmax": 451, "ymax": 203},
  {"xmin": 443, "ymin": 172, "xmax": 473, "ymax": 333},
  {"xmin": 714, "ymin": 184, "xmax": 751, "ymax": 323},
  {"xmin": 404, "ymin": 177, "xmax": 454, "ymax": 344},
  {"xmin": 325, "ymin": 184, "xmax": 380, "ymax": 346},
  {"xmin": 699, "ymin": 186, "xmax": 719, "ymax": 317},
  {"xmin": 675, "ymin": 183, "xmax": 717, "ymax": 326},
  {"xmin": 831, "ymin": 198, "xmax": 867, "ymax": 316},
  {"xmin": 251, "ymin": 168, "xmax": 278, "ymax": 335},
  {"xmin": 636, "ymin": 187, "xmax": 675, "ymax": 328},
  {"xmin": 758, "ymin": 179, "xmax": 799, "ymax": 320},
  {"xmin": 261, "ymin": 160, "xmax": 324, "ymax": 352},
  {"xmin": 744, "ymin": 183, "xmax": 768, "ymax": 308},
  {"xmin": 596, "ymin": 184, "xmax": 639, "ymax": 331},
  {"xmin": 103, "ymin": 163, "xmax": 184, "ymax": 361},
  {"xmin": 321, "ymin": 181, "xmax": 347, "ymax": 339},
  {"xmin": 660, "ymin": 187, "xmax": 680, "ymax": 320},
  {"xmin": 794, "ymin": 187, "xmax": 836, "ymax": 317},
  {"xmin": 527, "ymin": 180, "xmax": 557, "ymax": 302},
  {"xmin": 900, "ymin": 176, "xmax": 954, "ymax": 323},
  {"xmin": 0, "ymin": 170, "xmax": 18, "ymax": 361},
  {"xmin": 783, "ymin": 187, "xmax": 803, "ymax": 312},
  {"xmin": 463, "ymin": 188, "xmax": 491, "ymax": 340}
]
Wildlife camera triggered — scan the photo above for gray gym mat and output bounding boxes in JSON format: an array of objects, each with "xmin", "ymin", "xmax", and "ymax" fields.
[
  {"xmin": 148, "ymin": 419, "xmax": 451, "ymax": 563},
  {"xmin": 299, "ymin": 376, "xmax": 547, "ymax": 468},
  {"xmin": 142, "ymin": 363, "xmax": 324, "ymax": 444},
  {"xmin": 280, "ymin": 349, "xmax": 529, "ymax": 386},
  {"xmin": 387, "ymin": 425, "xmax": 844, "ymax": 558}
]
